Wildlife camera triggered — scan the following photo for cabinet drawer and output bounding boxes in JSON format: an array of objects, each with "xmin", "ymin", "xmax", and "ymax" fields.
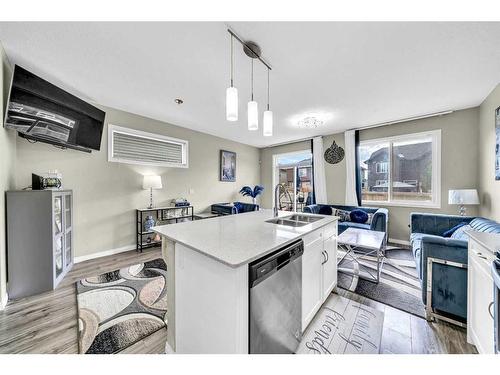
[{"xmin": 323, "ymin": 222, "xmax": 337, "ymax": 239}]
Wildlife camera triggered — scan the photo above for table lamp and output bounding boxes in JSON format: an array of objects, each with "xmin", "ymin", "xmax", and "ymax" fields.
[
  {"xmin": 448, "ymin": 189, "xmax": 479, "ymax": 216},
  {"xmin": 143, "ymin": 175, "xmax": 163, "ymax": 208}
]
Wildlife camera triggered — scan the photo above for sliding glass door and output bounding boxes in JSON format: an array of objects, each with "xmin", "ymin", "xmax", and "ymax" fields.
[{"xmin": 272, "ymin": 150, "xmax": 313, "ymax": 212}]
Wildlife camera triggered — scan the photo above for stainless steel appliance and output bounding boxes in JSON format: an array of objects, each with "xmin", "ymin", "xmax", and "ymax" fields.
[
  {"xmin": 249, "ymin": 239, "xmax": 303, "ymax": 354},
  {"xmin": 492, "ymin": 254, "xmax": 500, "ymax": 354}
]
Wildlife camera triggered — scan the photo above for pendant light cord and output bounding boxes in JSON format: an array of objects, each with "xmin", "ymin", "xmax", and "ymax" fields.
[
  {"xmin": 267, "ymin": 68, "xmax": 270, "ymax": 111},
  {"xmin": 230, "ymin": 34, "xmax": 234, "ymax": 87},
  {"xmin": 251, "ymin": 59, "xmax": 254, "ymax": 101}
]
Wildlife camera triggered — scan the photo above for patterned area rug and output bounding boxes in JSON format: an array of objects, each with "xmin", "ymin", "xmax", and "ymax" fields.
[
  {"xmin": 337, "ymin": 246, "xmax": 426, "ymax": 318},
  {"xmin": 76, "ymin": 258, "xmax": 167, "ymax": 354},
  {"xmin": 297, "ymin": 293, "xmax": 384, "ymax": 354}
]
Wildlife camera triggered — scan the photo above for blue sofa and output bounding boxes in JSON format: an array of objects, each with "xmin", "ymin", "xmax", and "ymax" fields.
[
  {"xmin": 410, "ymin": 213, "xmax": 500, "ymax": 324},
  {"xmin": 303, "ymin": 204, "xmax": 388, "ymax": 240},
  {"xmin": 211, "ymin": 202, "xmax": 259, "ymax": 215}
]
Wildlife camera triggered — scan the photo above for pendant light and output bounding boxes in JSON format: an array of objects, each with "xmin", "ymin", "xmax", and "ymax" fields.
[
  {"xmin": 263, "ymin": 68, "xmax": 273, "ymax": 136},
  {"xmin": 247, "ymin": 59, "xmax": 258, "ymax": 130},
  {"xmin": 226, "ymin": 34, "xmax": 238, "ymax": 122}
]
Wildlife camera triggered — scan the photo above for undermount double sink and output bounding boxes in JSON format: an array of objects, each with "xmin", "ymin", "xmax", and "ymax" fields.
[{"xmin": 266, "ymin": 214, "xmax": 324, "ymax": 227}]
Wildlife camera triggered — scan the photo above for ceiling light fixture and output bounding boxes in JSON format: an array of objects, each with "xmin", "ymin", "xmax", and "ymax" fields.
[
  {"xmin": 226, "ymin": 29, "xmax": 273, "ymax": 135},
  {"xmin": 248, "ymin": 59, "xmax": 258, "ymax": 131},
  {"xmin": 263, "ymin": 68, "xmax": 273, "ymax": 136},
  {"xmin": 174, "ymin": 98, "xmax": 184, "ymax": 105},
  {"xmin": 298, "ymin": 116, "xmax": 324, "ymax": 129},
  {"xmin": 226, "ymin": 34, "xmax": 238, "ymax": 122}
]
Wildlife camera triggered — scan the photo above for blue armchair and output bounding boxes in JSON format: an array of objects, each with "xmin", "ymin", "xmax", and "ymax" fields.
[
  {"xmin": 303, "ymin": 204, "xmax": 388, "ymax": 240},
  {"xmin": 410, "ymin": 213, "xmax": 500, "ymax": 325}
]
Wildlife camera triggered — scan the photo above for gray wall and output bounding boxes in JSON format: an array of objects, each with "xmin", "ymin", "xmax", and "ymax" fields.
[
  {"xmin": 360, "ymin": 108, "xmax": 479, "ymax": 241},
  {"xmin": 260, "ymin": 108, "xmax": 480, "ymax": 242},
  {"xmin": 478, "ymin": 84, "xmax": 500, "ymax": 222},
  {"xmin": 14, "ymin": 106, "xmax": 261, "ymax": 259},
  {"xmin": 0, "ymin": 42, "xmax": 15, "ymax": 307}
]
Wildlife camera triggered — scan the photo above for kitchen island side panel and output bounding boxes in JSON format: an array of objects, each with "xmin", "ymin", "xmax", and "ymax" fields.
[{"xmin": 174, "ymin": 242, "xmax": 248, "ymax": 354}]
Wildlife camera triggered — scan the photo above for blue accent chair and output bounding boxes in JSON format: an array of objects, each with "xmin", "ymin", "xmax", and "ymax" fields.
[
  {"xmin": 303, "ymin": 204, "xmax": 389, "ymax": 240},
  {"xmin": 211, "ymin": 202, "xmax": 259, "ymax": 215},
  {"xmin": 410, "ymin": 213, "xmax": 500, "ymax": 324}
]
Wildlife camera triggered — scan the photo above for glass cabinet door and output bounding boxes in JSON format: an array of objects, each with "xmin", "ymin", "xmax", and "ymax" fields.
[
  {"xmin": 54, "ymin": 195, "xmax": 64, "ymax": 279},
  {"xmin": 64, "ymin": 194, "xmax": 72, "ymax": 267}
]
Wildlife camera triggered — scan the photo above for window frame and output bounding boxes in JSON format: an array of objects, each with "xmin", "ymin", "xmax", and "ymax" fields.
[
  {"xmin": 108, "ymin": 124, "xmax": 189, "ymax": 168},
  {"xmin": 360, "ymin": 130, "xmax": 441, "ymax": 208},
  {"xmin": 376, "ymin": 162, "xmax": 388, "ymax": 174}
]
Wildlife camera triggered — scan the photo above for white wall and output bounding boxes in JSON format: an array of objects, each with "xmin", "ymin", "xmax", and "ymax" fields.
[
  {"xmin": 14, "ymin": 106, "xmax": 260, "ymax": 259},
  {"xmin": 0, "ymin": 42, "xmax": 15, "ymax": 308},
  {"xmin": 478, "ymin": 83, "xmax": 500, "ymax": 221}
]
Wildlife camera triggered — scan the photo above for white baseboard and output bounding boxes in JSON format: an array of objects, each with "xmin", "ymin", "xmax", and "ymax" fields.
[
  {"xmin": 388, "ymin": 238, "xmax": 410, "ymax": 246},
  {"xmin": 0, "ymin": 291, "xmax": 8, "ymax": 310},
  {"xmin": 74, "ymin": 244, "xmax": 136, "ymax": 264}
]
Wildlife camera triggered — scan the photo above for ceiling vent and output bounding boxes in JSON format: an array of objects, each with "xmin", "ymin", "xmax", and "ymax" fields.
[{"xmin": 108, "ymin": 124, "xmax": 188, "ymax": 168}]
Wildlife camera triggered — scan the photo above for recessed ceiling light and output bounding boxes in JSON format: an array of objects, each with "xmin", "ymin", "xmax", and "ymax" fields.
[
  {"xmin": 174, "ymin": 98, "xmax": 184, "ymax": 105},
  {"xmin": 298, "ymin": 116, "xmax": 324, "ymax": 129}
]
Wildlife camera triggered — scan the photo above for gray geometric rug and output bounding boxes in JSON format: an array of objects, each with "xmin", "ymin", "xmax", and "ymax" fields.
[
  {"xmin": 76, "ymin": 258, "xmax": 167, "ymax": 354},
  {"xmin": 297, "ymin": 293, "xmax": 384, "ymax": 354},
  {"xmin": 337, "ymin": 246, "xmax": 425, "ymax": 318}
]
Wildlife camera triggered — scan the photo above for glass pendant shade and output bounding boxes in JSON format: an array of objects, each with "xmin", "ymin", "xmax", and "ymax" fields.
[
  {"xmin": 247, "ymin": 100, "xmax": 258, "ymax": 130},
  {"xmin": 226, "ymin": 86, "xmax": 238, "ymax": 121},
  {"xmin": 263, "ymin": 110, "xmax": 273, "ymax": 136}
]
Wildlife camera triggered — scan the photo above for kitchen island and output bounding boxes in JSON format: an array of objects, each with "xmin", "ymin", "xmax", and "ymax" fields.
[{"xmin": 153, "ymin": 209, "xmax": 338, "ymax": 354}]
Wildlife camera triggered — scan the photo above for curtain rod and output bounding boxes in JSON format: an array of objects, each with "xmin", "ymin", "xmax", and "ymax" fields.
[
  {"xmin": 263, "ymin": 110, "xmax": 454, "ymax": 148},
  {"xmin": 349, "ymin": 110, "xmax": 454, "ymax": 131}
]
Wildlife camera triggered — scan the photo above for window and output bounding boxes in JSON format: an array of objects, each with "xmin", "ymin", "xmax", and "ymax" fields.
[
  {"xmin": 376, "ymin": 162, "xmax": 388, "ymax": 174},
  {"xmin": 359, "ymin": 130, "xmax": 441, "ymax": 207},
  {"xmin": 108, "ymin": 124, "xmax": 189, "ymax": 168}
]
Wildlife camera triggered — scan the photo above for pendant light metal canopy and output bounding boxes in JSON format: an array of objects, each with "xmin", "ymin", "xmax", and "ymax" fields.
[
  {"xmin": 226, "ymin": 28, "xmax": 273, "ymax": 135},
  {"xmin": 226, "ymin": 34, "xmax": 238, "ymax": 122}
]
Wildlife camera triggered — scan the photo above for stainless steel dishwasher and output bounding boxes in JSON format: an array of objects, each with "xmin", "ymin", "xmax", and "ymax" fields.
[{"xmin": 249, "ymin": 239, "xmax": 303, "ymax": 354}]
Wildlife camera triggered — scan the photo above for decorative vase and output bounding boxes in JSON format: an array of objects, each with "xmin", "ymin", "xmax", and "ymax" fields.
[
  {"xmin": 252, "ymin": 197, "xmax": 257, "ymax": 205},
  {"xmin": 144, "ymin": 215, "xmax": 156, "ymax": 232}
]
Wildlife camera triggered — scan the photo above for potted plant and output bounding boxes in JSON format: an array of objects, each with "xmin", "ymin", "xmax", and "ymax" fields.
[{"xmin": 239, "ymin": 185, "xmax": 264, "ymax": 205}]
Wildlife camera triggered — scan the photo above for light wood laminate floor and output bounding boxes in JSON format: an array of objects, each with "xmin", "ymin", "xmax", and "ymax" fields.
[
  {"xmin": 0, "ymin": 247, "xmax": 477, "ymax": 354},
  {"xmin": 0, "ymin": 247, "xmax": 166, "ymax": 354}
]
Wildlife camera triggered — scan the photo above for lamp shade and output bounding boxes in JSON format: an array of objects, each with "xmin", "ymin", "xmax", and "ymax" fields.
[
  {"xmin": 247, "ymin": 100, "xmax": 258, "ymax": 130},
  {"xmin": 226, "ymin": 86, "xmax": 238, "ymax": 121},
  {"xmin": 263, "ymin": 110, "xmax": 273, "ymax": 136},
  {"xmin": 448, "ymin": 189, "xmax": 479, "ymax": 205},
  {"xmin": 143, "ymin": 175, "xmax": 163, "ymax": 190}
]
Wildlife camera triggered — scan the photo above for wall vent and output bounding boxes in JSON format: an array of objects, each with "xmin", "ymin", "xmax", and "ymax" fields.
[{"xmin": 108, "ymin": 124, "xmax": 188, "ymax": 168}]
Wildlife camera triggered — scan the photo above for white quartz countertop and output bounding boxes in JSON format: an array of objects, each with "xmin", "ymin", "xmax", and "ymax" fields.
[
  {"xmin": 152, "ymin": 209, "xmax": 338, "ymax": 268},
  {"xmin": 467, "ymin": 230, "xmax": 500, "ymax": 254}
]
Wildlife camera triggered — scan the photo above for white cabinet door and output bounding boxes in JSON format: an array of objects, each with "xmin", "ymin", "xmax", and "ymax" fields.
[
  {"xmin": 468, "ymin": 245, "xmax": 495, "ymax": 354},
  {"xmin": 302, "ymin": 235, "xmax": 323, "ymax": 332},
  {"xmin": 322, "ymin": 235, "xmax": 337, "ymax": 301}
]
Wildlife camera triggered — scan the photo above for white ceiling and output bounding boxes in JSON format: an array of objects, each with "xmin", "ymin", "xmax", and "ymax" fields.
[{"xmin": 1, "ymin": 22, "xmax": 500, "ymax": 148}]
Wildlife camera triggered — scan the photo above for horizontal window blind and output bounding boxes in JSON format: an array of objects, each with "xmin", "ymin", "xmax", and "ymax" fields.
[{"xmin": 108, "ymin": 125, "xmax": 188, "ymax": 168}]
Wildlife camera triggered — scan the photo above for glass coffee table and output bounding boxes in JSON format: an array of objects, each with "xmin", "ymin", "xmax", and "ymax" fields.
[{"xmin": 337, "ymin": 228, "xmax": 386, "ymax": 284}]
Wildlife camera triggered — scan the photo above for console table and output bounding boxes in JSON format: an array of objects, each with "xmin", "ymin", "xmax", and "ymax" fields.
[{"xmin": 136, "ymin": 206, "xmax": 194, "ymax": 252}]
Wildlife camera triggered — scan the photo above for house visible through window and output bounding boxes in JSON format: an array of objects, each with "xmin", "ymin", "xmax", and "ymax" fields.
[{"xmin": 359, "ymin": 130, "xmax": 441, "ymax": 207}]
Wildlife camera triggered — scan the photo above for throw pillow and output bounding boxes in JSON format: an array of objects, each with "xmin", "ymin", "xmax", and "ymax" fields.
[
  {"xmin": 442, "ymin": 222, "xmax": 468, "ymax": 237},
  {"xmin": 350, "ymin": 209, "xmax": 369, "ymax": 224},
  {"xmin": 336, "ymin": 209, "xmax": 351, "ymax": 222},
  {"xmin": 450, "ymin": 224, "xmax": 473, "ymax": 241},
  {"xmin": 233, "ymin": 202, "xmax": 243, "ymax": 214},
  {"xmin": 318, "ymin": 205, "xmax": 333, "ymax": 215}
]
